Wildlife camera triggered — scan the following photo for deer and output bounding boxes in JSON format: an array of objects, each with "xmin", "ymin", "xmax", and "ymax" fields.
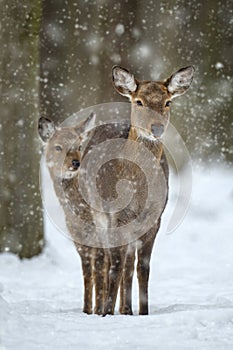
[
  {"xmin": 104, "ymin": 65, "xmax": 194, "ymax": 315},
  {"xmin": 38, "ymin": 65, "xmax": 194, "ymax": 316},
  {"xmin": 38, "ymin": 113, "xmax": 109, "ymax": 315}
]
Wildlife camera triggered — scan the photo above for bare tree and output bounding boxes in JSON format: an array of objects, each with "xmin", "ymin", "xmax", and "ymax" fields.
[{"xmin": 0, "ymin": 0, "xmax": 44, "ymax": 258}]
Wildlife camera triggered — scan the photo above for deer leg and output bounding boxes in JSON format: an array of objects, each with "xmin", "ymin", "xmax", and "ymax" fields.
[
  {"xmin": 79, "ymin": 247, "xmax": 93, "ymax": 314},
  {"xmin": 119, "ymin": 277, "xmax": 124, "ymax": 314},
  {"xmin": 94, "ymin": 248, "xmax": 106, "ymax": 315},
  {"xmin": 104, "ymin": 246, "xmax": 127, "ymax": 315},
  {"xmin": 103, "ymin": 251, "xmax": 110, "ymax": 309},
  {"xmin": 137, "ymin": 226, "xmax": 159, "ymax": 315},
  {"xmin": 119, "ymin": 246, "xmax": 135, "ymax": 315}
]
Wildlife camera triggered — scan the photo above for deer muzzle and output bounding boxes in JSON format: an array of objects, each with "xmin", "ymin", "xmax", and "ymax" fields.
[{"xmin": 151, "ymin": 124, "xmax": 164, "ymax": 138}]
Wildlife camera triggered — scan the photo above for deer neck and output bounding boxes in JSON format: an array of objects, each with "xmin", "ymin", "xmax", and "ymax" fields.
[
  {"xmin": 62, "ymin": 176, "xmax": 77, "ymax": 190},
  {"xmin": 128, "ymin": 125, "xmax": 163, "ymax": 161}
]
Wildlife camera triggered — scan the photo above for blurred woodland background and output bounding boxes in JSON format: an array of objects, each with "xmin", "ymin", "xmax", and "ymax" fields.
[{"xmin": 0, "ymin": 0, "xmax": 232, "ymax": 258}]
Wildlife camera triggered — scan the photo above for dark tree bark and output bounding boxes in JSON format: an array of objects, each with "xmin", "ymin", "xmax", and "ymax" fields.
[
  {"xmin": 39, "ymin": 0, "xmax": 139, "ymax": 123},
  {"xmin": 0, "ymin": 0, "xmax": 44, "ymax": 258}
]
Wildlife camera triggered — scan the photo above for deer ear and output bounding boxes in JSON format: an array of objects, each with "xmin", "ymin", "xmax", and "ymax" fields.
[
  {"xmin": 112, "ymin": 66, "xmax": 137, "ymax": 98},
  {"xmin": 75, "ymin": 112, "xmax": 96, "ymax": 135},
  {"xmin": 38, "ymin": 117, "xmax": 56, "ymax": 142},
  {"xmin": 75, "ymin": 112, "xmax": 96, "ymax": 156},
  {"xmin": 166, "ymin": 66, "xmax": 194, "ymax": 98}
]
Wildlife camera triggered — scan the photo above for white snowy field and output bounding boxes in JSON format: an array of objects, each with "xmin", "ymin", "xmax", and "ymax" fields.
[{"xmin": 1, "ymin": 165, "xmax": 233, "ymax": 350}]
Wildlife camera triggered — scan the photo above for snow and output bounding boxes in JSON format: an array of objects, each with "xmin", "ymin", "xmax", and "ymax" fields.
[
  {"xmin": 115, "ymin": 24, "xmax": 125, "ymax": 36},
  {"xmin": 215, "ymin": 62, "xmax": 224, "ymax": 70},
  {"xmin": 1, "ymin": 165, "xmax": 233, "ymax": 349}
]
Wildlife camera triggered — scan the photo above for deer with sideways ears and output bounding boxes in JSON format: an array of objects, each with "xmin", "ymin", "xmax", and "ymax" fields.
[{"xmin": 38, "ymin": 113, "xmax": 110, "ymax": 315}]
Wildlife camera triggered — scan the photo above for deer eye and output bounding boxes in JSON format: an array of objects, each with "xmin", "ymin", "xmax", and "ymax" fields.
[
  {"xmin": 165, "ymin": 100, "xmax": 172, "ymax": 107},
  {"xmin": 136, "ymin": 100, "xmax": 143, "ymax": 107},
  {"xmin": 55, "ymin": 145, "xmax": 62, "ymax": 151}
]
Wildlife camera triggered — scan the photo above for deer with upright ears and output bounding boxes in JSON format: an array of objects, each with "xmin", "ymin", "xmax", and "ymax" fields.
[{"xmin": 109, "ymin": 65, "xmax": 194, "ymax": 315}]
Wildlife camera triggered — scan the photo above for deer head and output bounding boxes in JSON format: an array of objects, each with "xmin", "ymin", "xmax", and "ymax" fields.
[
  {"xmin": 112, "ymin": 66, "xmax": 194, "ymax": 140},
  {"xmin": 38, "ymin": 113, "xmax": 96, "ymax": 180}
]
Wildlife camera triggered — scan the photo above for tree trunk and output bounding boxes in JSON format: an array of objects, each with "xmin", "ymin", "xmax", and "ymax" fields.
[{"xmin": 0, "ymin": 0, "xmax": 44, "ymax": 258}]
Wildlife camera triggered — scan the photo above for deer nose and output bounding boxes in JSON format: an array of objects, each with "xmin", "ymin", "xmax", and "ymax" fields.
[
  {"xmin": 151, "ymin": 124, "xmax": 164, "ymax": 137},
  {"xmin": 72, "ymin": 159, "xmax": 80, "ymax": 169}
]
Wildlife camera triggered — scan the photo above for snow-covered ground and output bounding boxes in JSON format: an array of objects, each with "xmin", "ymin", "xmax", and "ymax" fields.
[{"xmin": 1, "ymin": 165, "xmax": 233, "ymax": 350}]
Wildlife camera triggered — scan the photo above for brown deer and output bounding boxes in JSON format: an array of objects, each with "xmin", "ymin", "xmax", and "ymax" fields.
[
  {"xmin": 106, "ymin": 65, "xmax": 194, "ymax": 315},
  {"xmin": 38, "ymin": 113, "xmax": 109, "ymax": 315}
]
